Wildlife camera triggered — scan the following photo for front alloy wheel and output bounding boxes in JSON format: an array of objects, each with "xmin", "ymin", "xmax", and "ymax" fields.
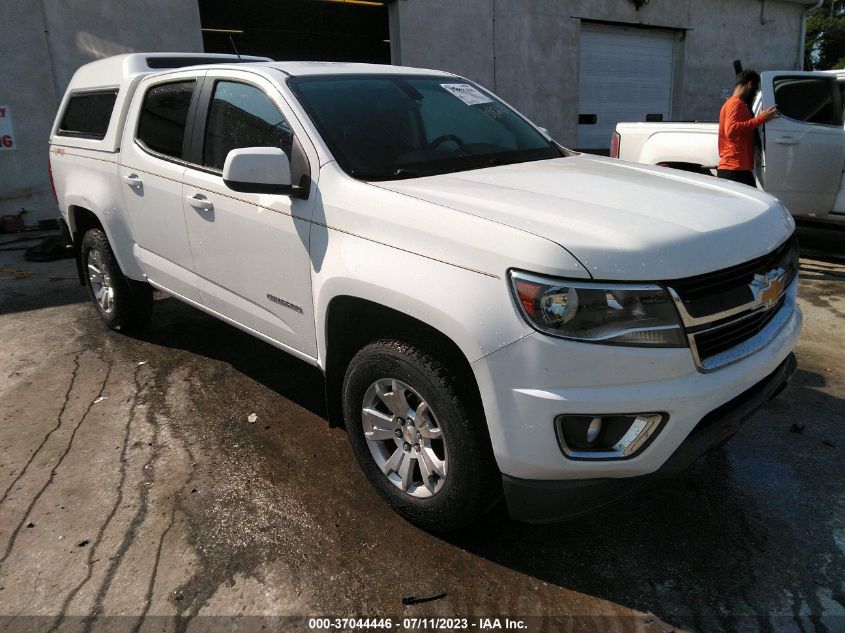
[{"xmin": 362, "ymin": 378, "xmax": 447, "ymax": 497}]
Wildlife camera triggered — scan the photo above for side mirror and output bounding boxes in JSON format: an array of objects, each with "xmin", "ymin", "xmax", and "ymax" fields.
[{"xmin": 223, "ymin": 147, "xmax": 293, "ymax": 195}]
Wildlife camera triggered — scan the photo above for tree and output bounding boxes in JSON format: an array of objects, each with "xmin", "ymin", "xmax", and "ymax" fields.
[{"xmin": 806, "ymin": 0, "xmax": 845, "ymax": 69}]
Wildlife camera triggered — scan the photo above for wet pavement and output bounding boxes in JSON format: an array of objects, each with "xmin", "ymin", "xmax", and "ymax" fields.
[{"xmin": 0, "ymin": 224, "xmax": 843, "ymax": 633}]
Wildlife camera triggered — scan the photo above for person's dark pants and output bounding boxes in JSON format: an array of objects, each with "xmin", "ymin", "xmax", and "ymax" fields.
[{"xmin": 717, "ymin": 169, "xmax": 756, "ymax": 188}]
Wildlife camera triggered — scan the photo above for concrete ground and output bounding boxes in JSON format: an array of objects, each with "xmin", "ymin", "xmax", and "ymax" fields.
[{"xmin": 0, "ymin": 224, "xmax": 843, "ymax": 633}]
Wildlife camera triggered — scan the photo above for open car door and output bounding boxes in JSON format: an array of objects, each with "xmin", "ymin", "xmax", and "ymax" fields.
[{"xmin": 759, "ymin": 71, "xmax": 845, "ymax": 216}]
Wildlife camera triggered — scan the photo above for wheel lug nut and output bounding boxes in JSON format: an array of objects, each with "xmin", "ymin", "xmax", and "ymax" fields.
[
  {"xmin": 394, "ymin": 429, "xmax": 402, "ymax": 438},
  {"xmin": 403, "ymin": 442, "xmax": 411, "ymax": 452}
]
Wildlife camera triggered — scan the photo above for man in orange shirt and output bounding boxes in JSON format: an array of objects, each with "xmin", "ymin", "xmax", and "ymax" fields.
[{"xmin": 717, "ymin": 70, "xmax": 778, "ymax": 187}]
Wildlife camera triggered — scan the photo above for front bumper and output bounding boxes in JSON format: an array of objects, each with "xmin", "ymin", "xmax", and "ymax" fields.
[
  {"xmin": 471, "ymin": 290, "xmax": 801, "ymax": 481},
  {"xmin": 502, "ymin": 352, "xmax": 797, "ymax": 523}
]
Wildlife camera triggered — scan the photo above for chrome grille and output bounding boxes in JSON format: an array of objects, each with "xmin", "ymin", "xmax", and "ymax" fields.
[
  {"xmin": 669, "ymin": 234, "xmax": 798, "ymax": 318},
  {"xmin": 666, "ymin": 234, "xmax": 798, "ymax": 371},
  {"xmin": 692, "ymin": 296, "xmax": 785, "ymax": 360}
]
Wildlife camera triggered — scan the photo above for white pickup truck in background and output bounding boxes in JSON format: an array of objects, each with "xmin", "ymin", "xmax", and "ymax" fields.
[{"xmin": 614, "ymin": 70, "xmax": 845, "ymax": 224}]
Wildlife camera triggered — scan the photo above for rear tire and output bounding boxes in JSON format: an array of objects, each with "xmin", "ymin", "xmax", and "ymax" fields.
[
  {"xmin": 81, "ymin": 228, "xmax": 153, "ymax": 332},
  {"xmin": 342, "ymin": 338, "xmax": 499, "ymax": 531}
]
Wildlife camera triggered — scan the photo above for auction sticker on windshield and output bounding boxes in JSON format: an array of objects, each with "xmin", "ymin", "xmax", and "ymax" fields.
[{"xmin": 440, "ymin": 83, "xmax": 492, "ymax": 106}]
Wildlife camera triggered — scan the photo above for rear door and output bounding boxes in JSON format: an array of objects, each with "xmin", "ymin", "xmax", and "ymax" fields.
[
  {"xmin": 760, "ymin": 71, "xmax": 845, "ymax": 215},
  {"xmin": 119, "ymin": 71, "xmax": 203, "ymax": 302}
]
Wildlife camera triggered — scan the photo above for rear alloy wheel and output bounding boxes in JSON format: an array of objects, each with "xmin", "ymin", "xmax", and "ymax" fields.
[
  {"xmin": 87, "ymin": 246, "xmax": 115, "ymax": 315},
  {"xmin": 81, "ymin": 228, "xmax": 153, "ymax": 332},
  {"xmin": 343, "ymin": 339, "xmax": 499, "ymax": 531}
]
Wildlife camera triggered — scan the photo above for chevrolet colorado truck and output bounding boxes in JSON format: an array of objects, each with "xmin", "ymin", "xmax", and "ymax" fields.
[
  {"xmin": 614, "ymin": 70, "xmax": 845, "ymax": 224},
  {"xmin": 50, "ymin": 53, "xmax": 801, "ymax": 530}
]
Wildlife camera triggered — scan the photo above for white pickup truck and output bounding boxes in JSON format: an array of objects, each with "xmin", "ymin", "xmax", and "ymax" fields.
[
  {"xmin": 50, "ymin": 53, "xmax": 800, "ymax": 530},
  {"xmin": 614, "ymin": 70, "xmax": 845, "ymax": 224}
]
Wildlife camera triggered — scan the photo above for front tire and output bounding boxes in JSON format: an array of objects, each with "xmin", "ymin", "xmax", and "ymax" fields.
[
  {"xmin": 81, "ymin": 228, "xmax": 153, "ymax": 332},
  {"xmin": 342, "ymin": 339, "xmax": 499, "ymax": 531}
]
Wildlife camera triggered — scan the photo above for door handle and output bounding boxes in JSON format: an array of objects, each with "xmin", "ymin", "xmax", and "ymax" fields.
[
  {"xmin": 773, "ymin": 137, "xmax": 799, "ymax": 146},
  {"xmin": 122, "ymin": 174, "xmax": 143, "ymax": 187},
  {"xmin": 186, "ymin": 194, "xmax": 214, "ymax": 212}
]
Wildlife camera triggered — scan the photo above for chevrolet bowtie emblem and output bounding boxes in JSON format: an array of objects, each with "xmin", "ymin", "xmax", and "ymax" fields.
[{"xmin": 750, "ymin": 268, "xmax": 786, "ymax": 309}]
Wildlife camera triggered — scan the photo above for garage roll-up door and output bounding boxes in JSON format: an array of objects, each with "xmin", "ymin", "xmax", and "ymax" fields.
[{"xmin": 577, "ymin": 23, "xmax": 677, "ymax": 152}]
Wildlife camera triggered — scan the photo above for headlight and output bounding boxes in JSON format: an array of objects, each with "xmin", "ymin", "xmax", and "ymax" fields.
[{"xmin": 509, "ymin": 271, "xmax": 686, "ymax": 347}]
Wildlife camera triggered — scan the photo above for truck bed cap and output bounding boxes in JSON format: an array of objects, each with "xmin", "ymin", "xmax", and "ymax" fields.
[{"xmin": 65, "ymin": 52, "xmax": 272, "ymax": 91}]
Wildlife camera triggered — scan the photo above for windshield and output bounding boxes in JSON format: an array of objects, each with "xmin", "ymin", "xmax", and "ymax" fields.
[{"xmin": 288, "ymin": 74, "xmax": 563, "ymax": 181}]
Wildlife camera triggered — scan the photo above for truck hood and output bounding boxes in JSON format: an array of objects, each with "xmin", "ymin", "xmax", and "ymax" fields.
[{"xmin": 372, "ymin": 154, "xmax": 795, "ymax": 280}]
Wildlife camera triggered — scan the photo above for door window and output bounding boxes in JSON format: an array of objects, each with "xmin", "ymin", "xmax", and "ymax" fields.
[
  {"xmin": 773, "ymin": 76, "xmax": 842, "ymax": 126},
  {"xmin": 136, "ymin": 81, "xmax": 195, "ymax": 159},
  {"xmin": 202, "ymin": 81, "xmax": 293, "ymax": 171}
]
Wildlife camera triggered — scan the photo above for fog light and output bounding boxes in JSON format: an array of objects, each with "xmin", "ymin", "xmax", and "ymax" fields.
[
  {"xmin": 555, "ymin": 413, "xmax": 665, "ymax": 460},
  {"xmin": 586, "ymin": 417, "xmax": 602, "ymax": 444}
]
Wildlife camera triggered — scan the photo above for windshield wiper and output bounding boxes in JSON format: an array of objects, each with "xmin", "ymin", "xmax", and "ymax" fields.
[
  {"xmin": 348, "ymin": 167, "xmax": 425, "ymax": 181},
  {"xmin": 391, "ymin": 168, "xmax": 423, "ymax": 178},
  {"xmin": 479, "ymin": 158, "xmax": 509, "ymax": 169},
  {"xmin": 349, "ymin": 156, "xmax": 537, "ymax": 182}
]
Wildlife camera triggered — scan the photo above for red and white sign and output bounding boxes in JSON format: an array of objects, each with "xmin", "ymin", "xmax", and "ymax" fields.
[{"xmin": 0, "ymin": 106, "xmax": 15, "ymax": 151}]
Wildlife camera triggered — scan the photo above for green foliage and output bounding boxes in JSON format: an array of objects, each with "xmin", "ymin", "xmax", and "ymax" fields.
[{"xmin": 806, "ymin": 0, "xmax": 845, "ymax": 69}]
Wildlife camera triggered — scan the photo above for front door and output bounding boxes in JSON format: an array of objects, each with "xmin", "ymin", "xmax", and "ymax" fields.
[
  {"xmin": 760, "ymin": 71, "xmax": 845, "ymax": 216},
  {"xmin": 181, "ymin": 72, "xmax": 317, "ymax": 358},
  {"xmin": 119, "ymin": 72, "xmax": 203, "ymax": 302}
]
